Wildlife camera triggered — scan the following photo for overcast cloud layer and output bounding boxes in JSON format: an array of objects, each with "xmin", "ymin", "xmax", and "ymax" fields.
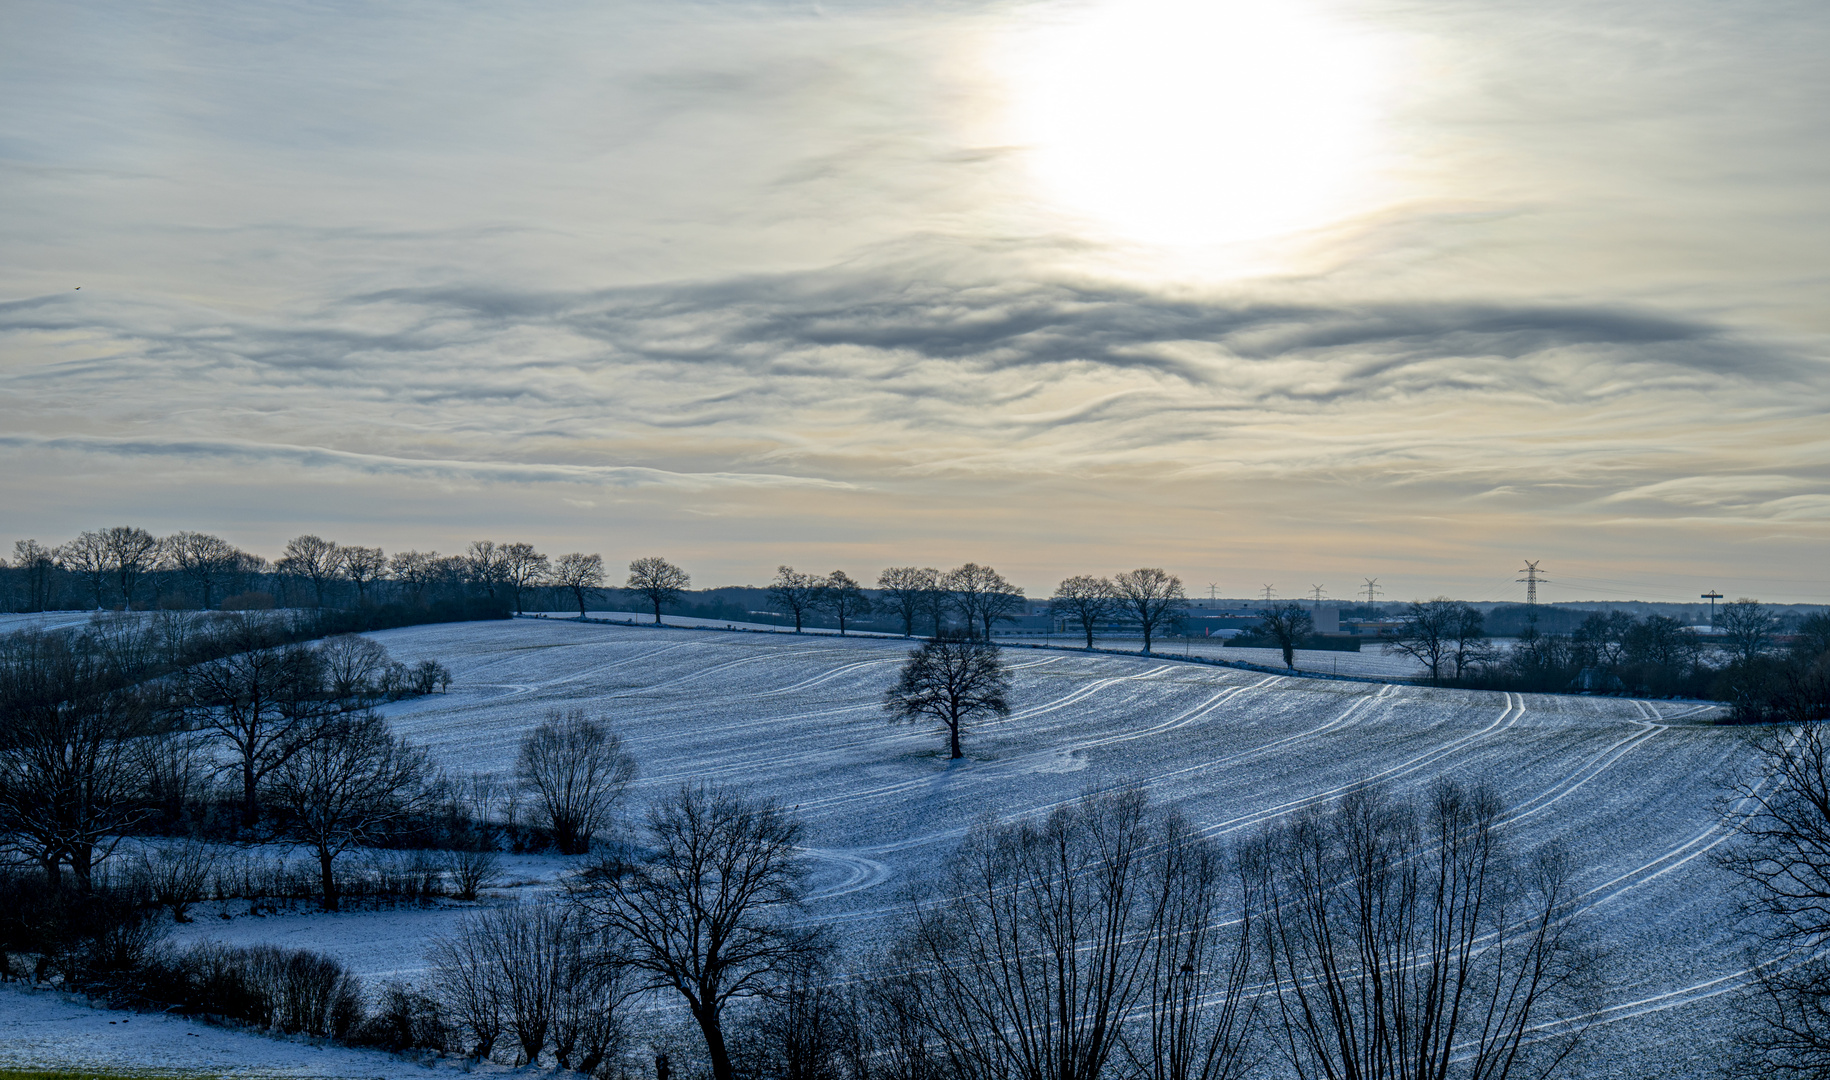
[{"xmin": 3, "ymin": 0, "xmax": 1827, "ymax": 603}]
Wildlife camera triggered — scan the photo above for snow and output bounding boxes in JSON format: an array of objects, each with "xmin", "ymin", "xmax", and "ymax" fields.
[{"xmin": 15, "ymin": 618, "xmax": 1756, "ymax": 1077}]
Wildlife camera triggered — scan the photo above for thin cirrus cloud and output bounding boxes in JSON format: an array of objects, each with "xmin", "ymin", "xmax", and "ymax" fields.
[{"xmin": 1, "ymin": 0, "xmax": 1828, "ymax": 599}]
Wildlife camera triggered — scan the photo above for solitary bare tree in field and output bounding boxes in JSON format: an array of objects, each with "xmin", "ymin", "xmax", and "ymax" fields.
[
  {"xmin": 884, "ymin": 636, "xmax": 1012, "ymax": 760},
  {"xmin": 626, "ymin": 556, "xmax": 690, "ymax": 624}
]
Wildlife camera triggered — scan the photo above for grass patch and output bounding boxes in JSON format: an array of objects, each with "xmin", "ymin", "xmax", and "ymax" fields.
[{"xmin": 0, "ymin": 1071, "xmax": 230, "ymax": 1080}]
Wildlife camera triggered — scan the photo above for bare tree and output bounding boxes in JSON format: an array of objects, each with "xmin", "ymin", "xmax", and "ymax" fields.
[
  {"xmin": 818, "ymin": 570, "xmax": 872, "ymax": 635},
  {"xmin": 877, "ymin": 566, "xmax": 940, "ymax": 638},
  {"xmin": 12, "ymin": 540, "xmax": 59, "ymax": 612},
  {"xmin": 1114, "ymin": 568, "xmax": 1186, "ymax": 654},
  {"xmin": 572, "ymin": 784, "xmax": 821, "ymax": 1080},
  {"xmin": 626, "ymin": 556, "xmax": 691, "ymax": 624},
  {"xmin": 267, "ymin": 710, "xmax": 433, "ymax": 911},
  {"xmin": 1384, "ymin": 597, "xmax": 1483, "ymax": 685},
  {"xmin": 279, "ymin": 534, "xmax": 344, "ymax": 608},
  {"xmin": 1723, "ymin": 722, "xmax": 1830, "ymax": 1077},
  {"xmin": 883, "ymin": 636, "xmax": 1012, "ymax": 760},
  {"xmin": 429, "ymin": 920, "xmax": 507, "ymax": 1060},
  {"xmin": 515, "ymin": 709, "xmax": 637, "ymax": 855},
  {"xmin": 1722, "ymin": 599, "xmax": 1779, "ymax": 668},
  {"xmin": 1247, "ymin": 781, "xmax": 1592, "ymax": 1080},
  {"xmin": 0, "ymin": 632, "xmax": 151, "ymax": 888},
  {"xmin": 163, "ymin": 531, "xmax": 241, "ymax": 609},
  {"xmin": 465, "ymin": 540, "xmax": 507, "ymax": 599},
  {"xmin": 496, "ymin": 542, "xmax": 549, "ymax": 615},
  {"xmin": 1257, "ymin": 602, "xmax": 1314, "ymax": 669},
  {"xmin": 340, "ymin": 545, "xmax": 388, "ymax": 605},
  {"xmin": 769, "ymin": 566, "xmax": 823, "ymax": 633},
  {"xmin": 390, "ymin": 550, "xmax": 443, "ymax": 603},
  {"xmin": 897, "ymin": 791, "xmax": 1255, "ymax": 1080},
  {"xmin": 1052, "ymin": 575, "xmax": 1117, "ymax": 649},
  {"xmin": 57, "ymin": 531, "xmax": 111, "ymax": 608},
  {"xmin": 551, "ymin": 553, "xmax": 605, "ymax": 617},
  {"xmin": 97, "ymin": 525, "xmax": 164, "ymax": 610},
  {"xmin": 316, "ymin": 633, "xmax": 394, "ymax": 701},
  {"xmin": 139, "ymin": 840, "xmax": 220, "ymax": 922},
  {"xmin": 942, "ymin": 563, "xmax": 1025, "ymax": 641},
  {"xmin": 184, "ymin": 622, "xmax": 338, "ymax": 826}
]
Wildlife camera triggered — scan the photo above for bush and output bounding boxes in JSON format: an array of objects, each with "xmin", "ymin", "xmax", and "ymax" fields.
[
  {"xmin": 352, "ymin": 981, "xmax": 449, "ymax": 1052},
  {"xmin": 131, "ymin": 942, "xmax": 365, "ymax": 1038}
]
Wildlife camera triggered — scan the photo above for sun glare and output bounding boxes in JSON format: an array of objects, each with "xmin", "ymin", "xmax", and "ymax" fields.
[{"xmin": 1001, "ymin": 0, "xmax": 1393, "ymax": 251}]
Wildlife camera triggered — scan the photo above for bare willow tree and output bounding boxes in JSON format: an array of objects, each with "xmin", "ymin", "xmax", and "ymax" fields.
[
  {"xmin": 466, "ymin": 540, "xmax": 508, "ymax": 599},
  {"xmin": 1723, "ymin": 722, "xmax": 1830, "ymax": 1078},
  {"xmin": 769, "ymin": 566, "xmax": 824, "ymax": 633},
  {"xmin": 267, "ymin": 710, "xmax": 433, "ymax": 910},
  {"xmin": 57, "ymin": 531, "xmax": 111, "ymax": 608},
  {"xmin": 340, "ymin": 545, "xmax": 388, "ymax": 605},
  {"xmin": 499, "ymin": 542, "xmax": 549, "ymax": 615},
  {"xmin": 626, "ymin": 556, "xmax": 691, "ymax": 624},
  {"xmin": 1257, "ymin": 602, "xmax": 1314, "ymax": 669},
  {"xmin": 883, "ymin": 635, "xmax": 1011, "ymax": 760},
  {"xmin": 876, "ymin": 566, "xmax": 938, "ymax": 638},
  {"xmin": 166, "ymin": 531, "xmax": 241, "ymax": 609},
  {"xmin": 1114, "ymin": 568, "xmax": 1186, "ymax": 654},
  {"xmin": 896, "ymin": 791, "xmax": 1257, "ymax": 1080},
  {"xmin": 818, "ymin": 570, "xmax": 872, "ymax": 635},
  {"xmin": 1247, "ymin": 781, "xmax": 1593, "ymax": 1080},
  {"xmin": 279, "ymin": 534, "xmax": 344, "ymax": 608},
  {"xmin": 1052, "ymin": 575, "xmax": 1117, "ymax": 649},
  {"xmin": 515, "ymin": 709, "xmax": 637, "ymax": 855},
  {"xmin": 572, "ymin": 784, "xmax": 822, "ymax": 1080},
  {"xmin": 12, "ymin": 540, "xmax": 60, "ymax": 612},
  {"xmin": 389, "ymin": 550, "xmax": 443, "ymax": 603},
  {"xmin": 551, "ymin": 553, "xmax": 606, "ymax": 617}
]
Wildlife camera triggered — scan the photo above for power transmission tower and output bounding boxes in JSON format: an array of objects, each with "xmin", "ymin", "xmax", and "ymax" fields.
[
  {"xmin": 1208, "ymin": 583, "xmax": 1218, "ymax": 602},
  {"xmin": 1261, "ymin": 584, "xmax": 1276, "ymax": 603},
  {"xmin": 1702, "ymin": 590, "xmax": 1723, "ymax": 624},
  {"xmin": 1362, "ymin": 578, "xmax": 1381, "ymax": 604},
  {"xmin": 1517, "ymin": 561, "xmax": 1545, "ymax": 606},
  {"xmin": 1311, "ymin": 584, "xmax": 1326, "ymax": 604}
]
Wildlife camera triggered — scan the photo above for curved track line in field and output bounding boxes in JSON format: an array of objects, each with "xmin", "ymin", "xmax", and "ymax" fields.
[
  {"xmin": 757, "ymin": 657, "xmax": 908, "ymax": 697},
  {"xmin": 846, "ymin": 683, "xmax": 1400, "ymax": 862},
  {"xmin": 1496, "ymin": 714, "xmax": 1666, "ymax": 830},
  {"xmin": 1194, "ymin": 692, "xmax": 1527, "ymax": 841},
  {"xmin": 793, "ymin": 672, "xmax": 1279, "ymax": 819},
  {"xmin": 800, "ymin": 849, "xmax": 894, "ymax": 901}
]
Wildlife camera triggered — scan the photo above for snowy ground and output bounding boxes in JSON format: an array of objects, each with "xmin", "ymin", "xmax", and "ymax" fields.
[
  {"xmin": 0, "ymin": 983, "xmax": 553, "ymax": 1078},
  {"xmin": 15, "ymin": 617, "xmax": 1758, "ymax": 1077}
]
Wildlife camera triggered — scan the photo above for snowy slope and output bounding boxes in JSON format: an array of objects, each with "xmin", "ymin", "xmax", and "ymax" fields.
[{"xmin": 34, "ymin": 618, "xmax": 1752, "ymax": 1077}]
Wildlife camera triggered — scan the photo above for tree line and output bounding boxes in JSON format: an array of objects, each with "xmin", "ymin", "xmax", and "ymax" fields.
[{"xmin": 1380, "ymin": 597, "xmax": 1830, "ymax": 720}]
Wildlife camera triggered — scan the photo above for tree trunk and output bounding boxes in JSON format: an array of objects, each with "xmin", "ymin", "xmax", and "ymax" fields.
[
  {"xmin": 242, "ymin": 759, "xmax": 260, "ymax": 828},
  {"xmin": 70, "ymin": 843, "xmax": 94, "ymax": 892},
  {"xmin": 653, "ymin": 598, "xmax": 663, "ymax": 624},
  {"xmin": 949, "ymin": 719, "xmax": 963, "ymax": 760},
  {"xmin": 1142, "ymin": 623, "xmax": 1153, "ymax": 653},
  {"xmin": 1084, "ymin": 621, "xmax": 1094, "ymax": 649},
  {"xmin": 319, "ymin": 849, "xmax": 340, "ymax": 912},
  {"xmin": 694, "ymin": 1006, "xmax": 736, "ymax": 1080}
]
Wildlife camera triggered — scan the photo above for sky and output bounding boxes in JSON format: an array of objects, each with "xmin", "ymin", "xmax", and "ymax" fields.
[{"xmin": 3, "ymin": 0, "xmax": 1828, "ymax": 604}]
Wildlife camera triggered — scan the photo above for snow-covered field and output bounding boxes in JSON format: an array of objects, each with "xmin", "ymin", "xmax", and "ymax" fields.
[{"xmin": 14, "ymin": 617, "xmax": 1759, "ymax": 1077}]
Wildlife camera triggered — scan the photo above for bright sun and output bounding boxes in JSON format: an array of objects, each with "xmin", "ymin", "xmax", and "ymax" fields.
[{"xmin": 1002, "ymin": 0, "xmax": 1393, "ymax": 250}]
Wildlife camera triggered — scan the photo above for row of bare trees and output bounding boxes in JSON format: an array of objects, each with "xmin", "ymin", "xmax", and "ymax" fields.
[{"xmin": 411, "ymin": 778, "xmax": 1592, "ymax": 1080}]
